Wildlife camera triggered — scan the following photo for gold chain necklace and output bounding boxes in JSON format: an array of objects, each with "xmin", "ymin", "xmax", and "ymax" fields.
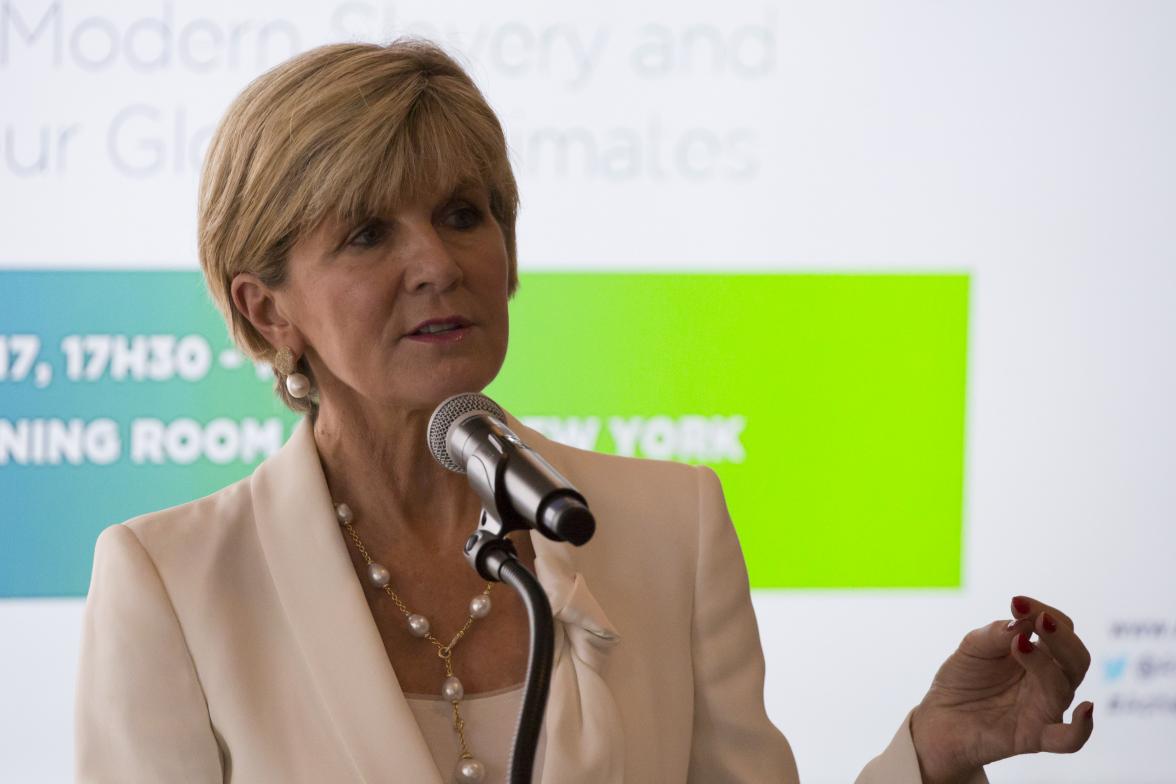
[{"xmin": 334, "ymin": 501, "xmax": 495, "ymax": 784}]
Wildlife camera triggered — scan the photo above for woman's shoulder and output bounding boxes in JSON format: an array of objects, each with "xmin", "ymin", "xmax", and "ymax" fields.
[
  {"xmin": 84, "ymin": 473, "xmax": 262, "ymax": 625},
  {"xmin": 103, "ymin": 473, "xmax": 256, "ymax": 560}
]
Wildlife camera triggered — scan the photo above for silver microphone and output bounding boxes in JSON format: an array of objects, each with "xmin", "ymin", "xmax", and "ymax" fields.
[{"xmin": 427, "ymin": 392, "xmax": 595, "ymax": 546}]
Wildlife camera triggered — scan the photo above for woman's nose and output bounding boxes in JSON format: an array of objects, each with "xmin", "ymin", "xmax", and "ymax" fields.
[{"xmin": 402, "ymin": 223, "xmax": 463, "ymax": 293}]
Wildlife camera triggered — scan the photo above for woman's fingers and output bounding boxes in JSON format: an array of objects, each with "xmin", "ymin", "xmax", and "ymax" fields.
[
  {"xmin": 960, "ymin": 618, "xmax": 1030, "ymax": 658},
  {"xmin": 1011, "ymin": 631, "xmax": 1073, "ymax": 716},
  {"xmin": 1009, "ymin": 595, "xmax": 1091, "ymax": 689},
  {"xmin": 961, "ymin": 599, "xmax": 1095, "ymax": 760},
  {"xmin": 1035, "ymin": 611, "xmax": 1092, "ymax": 690},
  {"xmin": 1040, "ymin": 702, "xmax": 1095, "ymax": 754},
  {"xmin": 1011, "ymin": 595, "xmax": 1074, "ymax": 631}
]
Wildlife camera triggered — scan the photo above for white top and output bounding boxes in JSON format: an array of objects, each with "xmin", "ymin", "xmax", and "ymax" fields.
[{"xmin": 404, "ymin": 683, "xmax": 547, "ymax": 783}]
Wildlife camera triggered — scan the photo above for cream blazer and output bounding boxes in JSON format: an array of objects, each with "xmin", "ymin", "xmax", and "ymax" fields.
[{"xmin": 75, "ymin": 414, "xmax": 984, "ymax": 783}]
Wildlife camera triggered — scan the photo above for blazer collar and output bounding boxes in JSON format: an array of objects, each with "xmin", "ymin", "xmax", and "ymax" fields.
[
  {"xmin": 249, "ymin": 412, "xmax": 622, "ymax": 784},
  {"xmin": 250, "ymin": 415, "xmax": 443, "ymax": 782}
]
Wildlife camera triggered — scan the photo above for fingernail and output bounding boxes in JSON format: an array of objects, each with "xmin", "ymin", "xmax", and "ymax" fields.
[
  {"xmin": 1013, "ymin": 596, "xmax": 1031, "ymax": 616},
  {"xmin": 1017, "ymin": 633, "xmax": 1035, "ymax": 654},
  {"xmin": 1042, "ymin": 612, "xmax": 1058, "ymax": 633},
  {"xmin": 1087, "ymin": 703, "xmax": 1094, "ymax": 720},
  {"xmin": 1006, "ymin": 619, "xmax": 1019, "ymax": 630}
]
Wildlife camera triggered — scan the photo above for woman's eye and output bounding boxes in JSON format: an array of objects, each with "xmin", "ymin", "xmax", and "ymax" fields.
[
  {"xmin": 447, "ymin": 205, "xmax": 483, "ymax": 230},
  {"xmin": 346, "ymin": 220, "xmax": 387, "ymax": 249}
]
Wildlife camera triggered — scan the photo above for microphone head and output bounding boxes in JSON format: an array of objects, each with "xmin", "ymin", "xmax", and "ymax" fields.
[{"xmin": 427, "ymin": 392, "xmax": 507, "ymax": 473}]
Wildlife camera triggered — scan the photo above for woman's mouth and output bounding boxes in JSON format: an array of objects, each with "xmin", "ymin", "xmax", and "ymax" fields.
[{"xmin": 405, "ymin": 316, "xmax": 473, "ymax": 343}]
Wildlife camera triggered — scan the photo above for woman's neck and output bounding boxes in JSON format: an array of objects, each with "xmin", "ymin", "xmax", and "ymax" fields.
[{"xmin": 309, "ymin": 397, "xmax": 483, "ymax": 548}]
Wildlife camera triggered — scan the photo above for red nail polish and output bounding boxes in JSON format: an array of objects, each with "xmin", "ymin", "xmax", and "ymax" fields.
[
  {"xmin": 1013, "ymin": 596, "xmax": 1031, "ymax": 616},
  {"xmin": 1017, "ymin": 633, "xmax": 1035, "ymax": 654},
  {"xmin": 1042, "ymin": 613, "xmax": 1058, "ymax": 633}
]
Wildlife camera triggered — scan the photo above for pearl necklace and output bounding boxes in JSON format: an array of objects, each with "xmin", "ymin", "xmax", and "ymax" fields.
[{"xmin": 333, "ymin": 501, "xmax": 496, "ymax": 784}]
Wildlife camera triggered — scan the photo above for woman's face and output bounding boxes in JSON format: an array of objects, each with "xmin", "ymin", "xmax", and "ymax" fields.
[{"xmin": 275, "ymin": 180, "xmax": 511, "ymax": 413}]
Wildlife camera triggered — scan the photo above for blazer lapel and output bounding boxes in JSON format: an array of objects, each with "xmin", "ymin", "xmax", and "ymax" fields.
[{"xmin": 250, "ymin": 417, "xmax": 443, "ymax": 784}]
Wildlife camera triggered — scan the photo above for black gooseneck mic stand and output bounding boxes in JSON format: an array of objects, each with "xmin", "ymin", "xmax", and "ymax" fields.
[
  {"xmin": 437, "ymin": 393, "xmax": 596, "ymax": 783},
  {"xmin": 463, "ymin": 520, "xmax": 553, "ymax": 784}
]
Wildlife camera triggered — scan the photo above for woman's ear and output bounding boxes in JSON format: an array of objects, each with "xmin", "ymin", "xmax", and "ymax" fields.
[{"xmin": 230, "ymin": 272, "xmax": 304, "ymax": 353}]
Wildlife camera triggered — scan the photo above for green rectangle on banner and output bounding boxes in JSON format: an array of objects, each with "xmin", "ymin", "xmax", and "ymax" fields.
[
  {"xmin": 487, "ymin": 274, "xmax": 970, "ymax": 588},
  {"xmin": 0, "ymin": 271, "xmax": 968, "ymax": 595}
]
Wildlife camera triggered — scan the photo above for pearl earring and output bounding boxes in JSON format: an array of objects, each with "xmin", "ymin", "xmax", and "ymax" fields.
[{"xmin": 273, "ymin": 346, "xmax": 310, "ymax": 399}]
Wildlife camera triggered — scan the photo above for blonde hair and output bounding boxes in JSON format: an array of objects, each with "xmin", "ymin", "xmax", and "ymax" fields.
[{"xmin": 197, "ymin": 38, "xmax": 520, "ymax": 413}]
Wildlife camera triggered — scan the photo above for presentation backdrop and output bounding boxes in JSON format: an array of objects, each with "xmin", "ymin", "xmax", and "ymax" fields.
[{"xmin": 2, "ymin": 1, "xmax": 1173, "ymax": 781}]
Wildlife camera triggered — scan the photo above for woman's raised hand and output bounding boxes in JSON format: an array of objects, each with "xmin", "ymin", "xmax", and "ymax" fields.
[{"xmin": 909, "ymin": 595, "xmax": 1094, "ymax": 783}]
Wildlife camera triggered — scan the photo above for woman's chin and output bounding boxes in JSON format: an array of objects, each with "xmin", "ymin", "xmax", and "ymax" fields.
[{"xmin": 389, "ymin": 378, "xmax": 497, "ymax": 414}]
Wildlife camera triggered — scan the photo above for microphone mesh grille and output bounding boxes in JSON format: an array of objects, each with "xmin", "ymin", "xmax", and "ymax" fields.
[{"xmin": 426, "ymin": 392, "xmax": 507, "ymax": 473}]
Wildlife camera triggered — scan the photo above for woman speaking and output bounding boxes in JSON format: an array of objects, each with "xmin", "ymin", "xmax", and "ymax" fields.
[{"xmin": 74, "ymin": 39, "xmax": 1092, "ymax": 783}]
